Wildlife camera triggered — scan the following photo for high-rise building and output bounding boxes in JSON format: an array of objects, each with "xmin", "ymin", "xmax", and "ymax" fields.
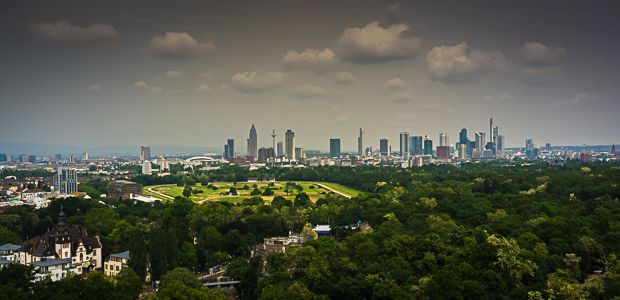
[
  {"xmin": 295, "ymin": 148, "xmax": 304, "ymax": 159},
  {"xmin": 411, "ymin": 136, "xmax": 423, "ymax": 155},
  {"xmin": 526, "ymin": 139, "xmax": 534, "ymax": 151},
  {"xmin": 54, "ymin": 167, "xmax": 78, "ymax": 194},
  {"xmin": 581, "ymin": 152, "xmax": 589, "ymax": 162},
  {"xmin": 459, "ymin": 128, "xmax": 471, "ymax": 157},
  {"xmin": 224, "ymin": 145, "xmax": 229, "ymax": 159},
  {"xmin": 380, "ymin": 138, "xmax": 390, "ymax": 156},
  {"xmin": 457, "ymin": 144, "xmax": 467, "ymax": 159},
  {"xmin": 330, "ymin": 139, "xmax": 341, "ymax": 158},
  {"xmin": 82, "ymin": 153, "xmax": 89, "ymax": 161},
  {"xmin": 142, "ymin": 161, "xmax": 152, "ymax": 174},
  {"xmin": 358, "ymin": 128, "xmax": 365, "ymax": 157},
  {"xmin": 475, "ymin": 132, "xmax": 486, "ymax": 150},
  {"xmin": 68, "ymin": 155, "xmax": 76, "ymax": 163},
  {"xmin": 55, "ymin": 154, "xmax": 62, "ymax": 163},
  {"xmin": 140, "ymin": 146, "xmax": 150, "ymax": 161},
  {"xmin": 424, "ymin": 140, "xmax": 433, "ymax": 156},
  {"xmin": 247, "ymin": 124, "xmax": 258, "ymax": 159},
  {"xmin": 612, "ymin": 144, "xmax": 616, "ymax": 155},
  {"xmin": 546, "ymin": 143, "xmax": 551, "ymax": 151},
  {"xmin": 18, "ymin": 154, "xmax": 26, "ymax": 163},
  {"xmin": 0, "ymin": 153, "xmax": 6, "ymax": 162},
  {"xmin": 496, "ymin": 135, "xmax": 505, "ymax": 157},
  {"xmin": 27, "ymin": 155, "xmax": 36, "ymax": 163},
  {"xmin": 277, "ymin": 141, "xmax": 284, "ymax": 157},
  {"xmin": 258, "ymin": 147, "xmax": 275, "ymax": 162},
  {"xmin": 285, "ymin": 130, "xmax": 295, "ymax": 160},
  {"xmin": 490, "ymin": 118, "xmax": 494, "ymax": 148},
  {"xmin": 533, "ymin": 148, "xmax": 541, "ymax": 158},
  {"xmin": 439, "ymin": 133, "xmax": 449, "ymax": 147},
  {"xmin": 436, "ymin": 146, "xmax": 450, "ymax": 159},
  {"xmin": 493, "ymin": 125, "xmax": 499, "ymax": 155},
  {"xmin": 227, "ymin": 139, "xmax": 235, "ymax": 158},
  {"xmin": 400, "ymin": 132, "xmax": 409, "ymax": 156}
]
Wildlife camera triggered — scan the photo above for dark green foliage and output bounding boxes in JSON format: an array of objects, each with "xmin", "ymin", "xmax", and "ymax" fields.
[
  {"xmin": 128, "ymin": 227, "xmax": 148, "ymax": 282},
  {"xmin": 149, "ymin": 227, "xmax": 168, "ymax": 281}
]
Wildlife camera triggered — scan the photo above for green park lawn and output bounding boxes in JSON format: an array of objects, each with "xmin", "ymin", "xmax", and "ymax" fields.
[{"xmin": 150, "ymin": 181, "xmax": 361, "ymax": 203}]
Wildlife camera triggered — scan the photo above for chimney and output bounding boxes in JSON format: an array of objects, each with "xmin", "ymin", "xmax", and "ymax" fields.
[{"xmin": 82, "ymin": 228, "xmax": 88, "ymax": 239}]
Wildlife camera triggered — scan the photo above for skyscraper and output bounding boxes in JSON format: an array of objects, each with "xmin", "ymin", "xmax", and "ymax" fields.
[
  {"xmin": 227, "ymin": 139, "xmax": 235, "ymax": 158},
  {"xmin": 140, "ymin": 146, "xmax": 150, "ymax": 161},
  {"xmin": 475, "ymin": 132, "xmax": 486, "ymax": 150},
  {"xmin": 277, "ymin": 141, "xmax": 283, "ymax": 157},
  {"xmin": 358, "ymin": 128, "xmax": 365, "ymax": 157},
  {"xmin": 439, "ymin": 133, "xmax": 449, "ymax": 147},
  {"xmin": 400, "ymin": 132, "xmax": 409, "ymax": 156},
  {"xmin": 546, "ymin": 143, "xmax": 551, "ymax": 151},
  {"xmin": 380, "ymin": 138, "xmax": 390, "ymax": 156},
  {"xmin": 459, "ymin": 128, "xmax": 471, "ymax": 157},
  {"xmin": 247, "ymin": 124, "xmax": 257, "ymax": 159},
  {"xmin": 458, "ymin": 144, "xmax": 467, "ymax": 159},
  {"xmin": 142, "ymin": 161, "xmax": 152, "ymax": 174},
  {"xmin": 330, "ymin": 138, "xmax": 341, "ymax": 158},
  {"xmin": 285, "ymin": 130, "xmax": 295, "ymax": 160},
  {"xmin": 490, "ymin": 118, "xmax": 494, "ymax": 148},
  {"xmin": 412, "ymin": 136, "xmax": 423, "ymax": 155},
  {"xmin": 424, "ymin": 140, "xmax": 433, "ymax": 156},
  {"xmin": 526, "ymin": 139, "xmax": 534, "ymax": 151},
  {"xmin": 496, "ymin": 135, "xmax": 505, "ymax": 157}
]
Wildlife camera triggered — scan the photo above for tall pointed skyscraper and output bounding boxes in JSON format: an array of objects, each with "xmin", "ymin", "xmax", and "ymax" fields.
[
  {"xmin": 247, "ymin": 124, "xmax": 257, "ymax": 158},
  {"xmin": 358, "ymin": 128, "xmax": 365, "ymax": 157}
]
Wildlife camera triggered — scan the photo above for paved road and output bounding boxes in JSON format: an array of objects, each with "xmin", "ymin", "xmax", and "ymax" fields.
[
  {"xmin": 146, "ymin": 187, "xmax": 174, "ymax": 200},
  {"xmin": 315, "ymin": 183, "xmax": 351, "ymax": 199}
]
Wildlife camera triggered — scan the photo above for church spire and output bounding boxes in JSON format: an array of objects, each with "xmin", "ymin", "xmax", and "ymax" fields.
[{"xmin": 58, "ymin": 204, "xmax": 66, "ymax": 226}]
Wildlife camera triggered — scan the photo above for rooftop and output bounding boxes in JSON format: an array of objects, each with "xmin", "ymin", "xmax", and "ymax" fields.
[
  {"xmin": 29, "ymin": 258, "xmax": 71, "ymax": 267},
  {"xmin": 0, "ymin": 244, "xmax": 21, "ymax": 251},
  {"xmin": 110, "ymin": 251, "xmax": 130, "ymax": 259}
]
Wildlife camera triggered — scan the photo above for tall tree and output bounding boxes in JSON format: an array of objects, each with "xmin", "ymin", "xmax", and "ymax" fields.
[
  {"xmin": 149, "ymin": 227, "xmax": 168, "ymax": 281},
  {"xmin": 128, "ymin": 227, "xmax": 148, "ymax": 282},
  {"xmin": 166, "ymin": 228, "xmax": 178, "ymax": 270}
]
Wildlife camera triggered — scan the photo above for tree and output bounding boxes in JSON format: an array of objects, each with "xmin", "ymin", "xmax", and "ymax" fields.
[
  {"xmin": 167, "ymin": 228, "xmax": 179, "ymax": 270},
  {"xmin": 0, "ymin": 226, "xmax": 21, "ymax": 245},
  {"xmin": 301, "ymin": 223, "xmax": 318, "ymax": 240},
  {"xmin": 154, "ymin": 280, "xmax": 228, "ymax": 300},
  {"xmin": 178, "ymin": 242, "xmax": 198, "ymax": 273},
  {"xmin": 198, "ymin": 226, "xmax": 221, "ymax": 253},
  {"xmin": 487, "ymin": 234, "xmax": 537, "ymax": 286},
  {"xmin": 221, "ymin": 229, "xmax": 248, "ymax": 258},
  {"xmin": 182, "ymin": 186, "xmax": 192, "ymax": 198},
  {"xmin": 230, "ymin": 187, "xmax": 237, "ymax": 195},
  {"xmin": 127, "ymin": 227, "xmax": 148, "ymax": 282},
  {"xmin": 149, "ymin": 227, "xmax": 168, "ymax": 281},
  {"xmin": 294, "ymin": 193, "xmax": 310, "ymax": 207},
  {"xmin": 115, "ymin": 268, "xmax": 142, "ymax": 300},
  {"xmin": 158, "ymin": 267, "xmax": 202, "ymax": 291}
]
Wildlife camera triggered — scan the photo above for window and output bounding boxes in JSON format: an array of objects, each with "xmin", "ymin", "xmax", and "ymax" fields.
[
  {"xmin": 116, "ymin": 266, "xmax": 119, "ymax": 271},
  {"xmin": 65, "ymin": 252, "xmax": 68, "ymax": 257},
  {"xmin": 93, "ymin": 250, "xmax": 96, "ymax": 256}
]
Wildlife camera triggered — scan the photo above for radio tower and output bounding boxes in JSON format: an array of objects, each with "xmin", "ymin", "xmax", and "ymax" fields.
[{"xmin": 271, "ymin": 129, "xmax": 276, "ymax": 150}]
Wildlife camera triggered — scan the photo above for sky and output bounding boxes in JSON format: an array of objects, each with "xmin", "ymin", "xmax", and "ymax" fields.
[{"xmin": 1, "ymin": 0, "xmax": 619, "ymax": 153}]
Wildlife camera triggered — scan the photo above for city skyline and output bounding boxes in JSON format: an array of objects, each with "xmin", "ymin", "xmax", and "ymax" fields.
[{"xmin": 1, "ymin": 1, "xmax": 619, "ymax": 150}]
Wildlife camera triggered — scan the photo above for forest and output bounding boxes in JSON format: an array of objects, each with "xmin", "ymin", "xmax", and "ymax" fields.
[{"xmin": 1, "ymin": 160, "xmax": 620, "ymax": 299}]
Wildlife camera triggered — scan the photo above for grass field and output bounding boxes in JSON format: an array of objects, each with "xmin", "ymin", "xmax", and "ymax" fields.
[{"xmin": 150, "ymin": 181, "xmax": 361, "ymax": 203}]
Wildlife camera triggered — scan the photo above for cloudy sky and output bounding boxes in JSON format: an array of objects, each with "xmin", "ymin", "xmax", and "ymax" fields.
[{"xmin": 1, "ymin": 0, "xmax": 618, "ymax": 152}]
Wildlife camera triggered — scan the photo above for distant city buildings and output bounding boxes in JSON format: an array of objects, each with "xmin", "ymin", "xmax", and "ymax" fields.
[
  {"xmin": 258, "ymin": 147, "xmax": 275, "ymax": 162},
  {"xmin": 82, "ymin": 153, "xmax": 89, "ymax": 161},
  {"xmin": 107, "ymin": 180, "xmax": 143, "ymax": 199},
  {"xmin": 142, "ymin": 161, "xmax": 151, "ymax": 174},
  {"xmin": 439, "ymin": 133, "xmax": 449, "ymax": 147},
  {"xmin": 330, "ymin": 139, "xmax": 341, "ymax": 158},
  {"xmin": 436, "ymin": 146, "xmax": 450, "ymax": 159},
  {"xmin": 475, "ymin": 132, "xmax": 486, "ymax": 150},
  {"xmin": 53, "ymin": 167, "xmax": 77, "ymax": 194},
  {"xmin": 295, "ymin": 148, "xmax": 305, "ymax": 159},
  {"xmin": 424, "ymin": 139, "xmax": 433, "ymax": 155},
  {"xmin": 411, "ymin": 136, "xmax": 423, "ymax": 155},
  {"xmin": 285, "ymin": 130, "xmax": 295, "ymax": 160},
  {"xmin": 526, "ymin": 139, "xmax": 534, "ymax": 151},
  {"xmin": 277, "ymin": 141, "xmax": 284, "ymax": 157},
  {"xmin": 224, "ymin": 139, "xmax": 234, "ymax": 159},
  {"xmin": 581, "ymin": 152, "xmax": 589, "ymax": 162}
]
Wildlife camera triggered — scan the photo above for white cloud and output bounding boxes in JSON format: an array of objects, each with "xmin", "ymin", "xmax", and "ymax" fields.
[
  {"xmin": 282, "ymin": 48, "xmax": 336, "ymax": 70},
  {"xmin": 133, "ymin": 81, "xmax": 147, "ymax": 88},
  {"xmin": 293, "ymin": 84, "xmax": 326, "ymax": 97},
  {"xmin": 231, "ymin": 72, "xmax": 285, "ymax": 93},
  {"xmin": 425, "ymin": 42, "xmax": 511, "ymax": 82},
  {"xmin": 337, "ymin": 21, "xmax": 422, "ymax": 62},
  {"xmin": 29, "ymin": 20, "xmax": 119, "ymax": 43},
  {"xmin": 519, "ymin": 42, "xmax": 566, "ymax": 65},
  {"xmin": 150, "ymin": 86, "xmax": 163, "ymax": 94},
  {"xmin": 386, "ymin": 78, "xmax": 406, "ymax": 89},
  {"xmin": 499, "ymin": 93, "xmax": 515, "ymax": 99},
  {"xmin": 148, "ymin": 32, "xmax": 216, "ymax": 57},
  {"xmin": 335, "ymin": 71, "xmax": 355, "ymax": 84},
  {"xmin": 87, "ymin": 85, "xmax": 101, "ymax": 92},
  {"xmin": 196, "ymin": 84, "xmax": 211, "ymax": 92},
  {"xmin": 165, "ymin": 70, "xmax": 184, "ymax": 79}
]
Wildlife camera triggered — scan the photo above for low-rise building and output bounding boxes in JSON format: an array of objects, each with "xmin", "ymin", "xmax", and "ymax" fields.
[
  {"xmin": 29, "ymin": 258, "xmax": 77, "ymax": 282},
  {"xmin": 0, "ymin": 244, "xmax": 21, "ymax": 261},
  {"xmin": 107, "ymin": 180, "xmax": 143, "ymax": 200}
]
